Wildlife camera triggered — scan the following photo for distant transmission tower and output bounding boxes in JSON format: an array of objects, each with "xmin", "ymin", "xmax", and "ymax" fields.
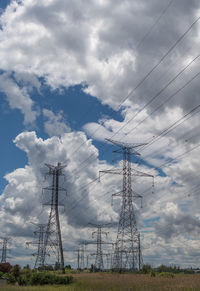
[
  {"xmin": 0, "ymin": 238, "xmax": 10, "ymax": 263},
  {"xmin": 100, "ymin": 138, "xmax": 153, "ymax": 271},
  {"xmin": 26, "ymin": 224, "xmax": 48, "ymax": 269},
  {"xmin": 88, "ymin": 223, "xmax": 111, "ymax": 271},
  {"xmin": 79, "ymin": 244, "xmax": 85, "ymax": 270},
  {"xmin": 43, "ymin": 162, "xmax": 67, "ymax": 273},
  {"xmin": 138, "ymin": 233, "xmax": 143, "ymax": 270}
]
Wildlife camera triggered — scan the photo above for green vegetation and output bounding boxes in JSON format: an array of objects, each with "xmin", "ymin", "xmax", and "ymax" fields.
[
  {"xmin": 0, "ymin": 272, "xmax": 200, "ymax": 290},
  {"xmin": 0, "ymin": 263, "xmax": 199, "ymax": 290},
  {"xmin": 0, "ymin": 263, "xmax": 73, "ymax": 286}
]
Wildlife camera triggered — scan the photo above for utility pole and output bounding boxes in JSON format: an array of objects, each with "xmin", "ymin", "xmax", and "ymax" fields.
[
  {"xmin": 100, "ymin": 138, "xmax": 154, "ymax": 271},
  {"xmin": 88, "ymin": 223, "xmax": 111, "ymax": 271},
  {"xmin": 26, "ymin": 224, "xmax": 48, "ymax": 269},
  {"xmin": 0, "ymin": 238, "xmax": 10, "ymax": 263},
  {"xmin": 43, "ymin": 162, "xmax": 67, "ymax": 273}
]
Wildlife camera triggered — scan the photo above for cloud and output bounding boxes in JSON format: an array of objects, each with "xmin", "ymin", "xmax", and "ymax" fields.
[
  {"xmin": 43, "ymin": 109, "xmax": 71, "ymax": 137},
  {"xmin": 0, "ymin": 0, "xmax": 199, "ymax": 112},
  {"xmin": 0, "ymin": 0, "xmax": 200, "ymax": 268},
  {"xmin": 0, "ymin": 128, "xmax": 199, "ymax": 267},
  {"xmin": 0, "ymin": 72, "xmax": 39, "ymax": 124},
  {"xmin": 0, "ymin": 130, "xmax": 119, "ymax": 265}
]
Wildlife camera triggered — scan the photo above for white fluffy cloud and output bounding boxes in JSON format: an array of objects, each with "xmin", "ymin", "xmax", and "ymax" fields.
[
  {"xmin": 0, "ymin": 0, "xmax": 199, "ymax": 112},
  {"xmin": 0, "ymin": 72, "xmax": 39, "ymax": 124},
  {"xmin": 43, "ymin": 109, "xmax": 71, "ymax": 136},
  {"xmin": 0, "ymin": 128, "xmax": 199, "ymax": 267},
  {"xmin": 0, "ymin": 0, "xmax": 200, "ymax": 268}
]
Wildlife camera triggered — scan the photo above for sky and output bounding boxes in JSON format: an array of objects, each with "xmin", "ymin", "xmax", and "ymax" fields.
[{"xmin": 0, "ymin": 0, "xmax": 200, "ymax": 268}]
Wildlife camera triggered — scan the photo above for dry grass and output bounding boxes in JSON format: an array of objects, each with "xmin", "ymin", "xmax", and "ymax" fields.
[
  {"xmin": 71, "ymin": 273, "xmax": 200, "ymax": 290},
  {"xmin": 1, "ymin": 273, "xmax": 200, "ymax": 290}
]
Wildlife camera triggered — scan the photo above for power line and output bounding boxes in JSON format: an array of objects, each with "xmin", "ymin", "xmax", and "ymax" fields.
[
  {"xmin": 119, "ymin": 55, "xmax": 200, "ymax": 137},
  {"xmin": 56, "ymin": 10, "xmax": 200, "ymax": 182}
]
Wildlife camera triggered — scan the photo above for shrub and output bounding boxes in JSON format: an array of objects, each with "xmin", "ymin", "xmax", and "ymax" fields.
[
  {"xmin": 0, "ymin": 263, "xmax": 12, "ymax": 273},
  {"xmin": 10, "ymin": 264, "xmax": 21, "ymax": 280},
  {"xmin": 4, "ymin": 273, "xmax": 16, "ymax": 284},
  {"xmin": 156, "ymin": 264, "xmax": 180, "ymax": 274},
  {"xmin": 150, "ymin": 269, "xmax": 156, "ymax": 277},
  {"xmin": 159, "ymin": 272, "xmax": 175, "ymax": 278},
  {"xmin": 18, "ymin": 272, "xmax": 73, "ymax": 286},
  {"xmin": 139, "ymin": 264, "xmax": 153, "ymax": 274},
  {"xmin": 18, "ymin": 273, "xmax": 29, "ymax": 286},
  {"xmin": 0, "ymin": 271, "xmax": 4, "ymax": 278}
]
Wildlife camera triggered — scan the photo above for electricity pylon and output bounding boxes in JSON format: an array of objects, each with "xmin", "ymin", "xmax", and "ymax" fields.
[
  {"xmin": 88, "ymin": 223, "xmax": 111, "ymax": 271},
  {"xmin": 43, "ymin": 162, "xmax": 67, "ymax": 273},
  {"xmin": 100, "ymin": 138, "xmax": 154, "ymax": 271},
  {"xmin": 79, "ymin": 244, "xmax": 85, "ymax": 270},
  {"xmin": 76, "ymin": 249, "xmax": 80, "ymax": 269},
  {"xmin": 26, "ymin": 224, "xmax": 48, "ymax": 269},
  {"xmin": 0, "ymin": 237, "xmax": 10, "ymax": 263},
  {"xmin": 138, "ymin": 233, "xmax": 143, "ymax": 270}
]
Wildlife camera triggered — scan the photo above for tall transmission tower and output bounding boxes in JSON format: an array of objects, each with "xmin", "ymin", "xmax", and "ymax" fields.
[
  {"xmin": 43, "ymin": 162, "xmax": 67, "ymax": 273},
  {"xmin": 100, "ymin": 138, "xmax": 154, "ymax": 271},
  {"xmin": 0, "ymin": 238, "xmax": 10, "ymax": 263},
  {"xmin": 26, "ymin": 224, "xmax": 48, "ymax": 269},
  {"xmin": 88, "ymin": 223, "xmax": 111, "ymax": 271}
]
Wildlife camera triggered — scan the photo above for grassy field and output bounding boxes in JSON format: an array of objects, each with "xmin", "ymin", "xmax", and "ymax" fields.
[{"xmin": 1, "ymin": 273, "xmax": 200, "ymax": 290}]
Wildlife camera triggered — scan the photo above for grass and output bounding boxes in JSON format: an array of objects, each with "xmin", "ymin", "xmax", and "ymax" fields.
[{"xmin": 1, "ymin": 273, "xmax": 200, "ymax": 290}]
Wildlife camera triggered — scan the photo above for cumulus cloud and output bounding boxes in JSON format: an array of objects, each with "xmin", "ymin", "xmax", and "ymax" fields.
[
  {"xmin": 43, "ymin": 109, "xmax": 71, "ymax": 137},
  {"xmin": 0, "ymin": 131, "xmax": 119, "ymax": 265},
  {"xmin": 0, "ymin": 0, "xmax": 199, "ymax": 112},
  {"xmin": 0, "ymin": 128, "xmax": 199, "ymax": 267},
  {"xmin": 0, "ymin": 0, "xmax": 200, "ymax": 268},
  {"xmin": 0, "ymin": 72, "xmax": 39, "ymax": 124}
]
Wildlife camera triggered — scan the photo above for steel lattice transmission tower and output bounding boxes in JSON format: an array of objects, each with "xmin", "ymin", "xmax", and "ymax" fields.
[
  {"xmin": 0, "ymin": 238, "xmax": 10, "ymax": 263},
  {"xmin": 26, "ymin": 224, "xmax": 48, "ymax": 269},
  {"xmin": 79, "ymin": 244, "xmax": 85, "ymax": 270},
  {"xmin": 88, "ymin": 223, "xmax": 111, "ymax": 271},
  {"xmin": 43, "ymin": 162, "xmax": 67, "ymax": 273},
  {"xmin": 100, "ymin": 138, "xmax": 154, "ymax": 271}
]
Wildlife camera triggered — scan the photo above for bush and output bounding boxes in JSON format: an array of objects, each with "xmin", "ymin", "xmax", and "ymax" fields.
[
  {"xmin": 0, "ymin": 263, "xmax": 12, "ymax": 273},
  {"xmin": 4, "ymin": 273, "xmax": 16, "ymax": 284},
  {"xmin": 150, "ymin": 269, "xmax": 156, "ymax": 277},
  {"xmin": 156, "ymin": 264, "xmax": 180, "ymax": 274},
  {"xmin": 0, "ymin": 271, "xmax": 4, "ymax": 278},
  {"xmin": 18, "ymin": 272, "xmax": 73, "ymax": 286},
  {"xmin": 139, "ymin": 264, "xmax": 153, "ymax": 274},
  {"xmin": 10, "ymin": 264, "xmax": 21, "ymax": 280},
  {"xmin": 18, "ymin": 273, "xmax": 30, "ymax": 286},
  {"xmin": 159, "ymin": 272, "xmax": 175, "ymax": 278}
]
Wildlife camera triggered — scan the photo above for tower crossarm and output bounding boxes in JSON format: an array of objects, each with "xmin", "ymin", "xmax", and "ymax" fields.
[
  {"xmin": 100, "ymin": 168, "xmax": 153, "ymax": 178},
  {"xmin": 45, "ymin": 163, "xmax": 67, "ymax": 175},
  {"xmin": 106, "ymin": 138, "xmax": 147, "ymax": 150}
]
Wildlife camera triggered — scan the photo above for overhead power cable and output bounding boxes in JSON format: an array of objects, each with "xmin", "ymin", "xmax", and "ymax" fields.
[
  {"xmin": 119, "ymin": 55, "xmax": 200, "ymax": 137},
  {"xmin": 62, "ymin": 9, "xmax": 200, "ymax": 174},
  {"xmin": 141, "ymin": 104, "xmax": 200, "ymax": 153},
  {"xmin": 64, "ymin": 100, "xmax": 200, "ymax": 211},
  {"xmin": 68, "ymin": 71, "xmax": 200, "ymax": 180}
]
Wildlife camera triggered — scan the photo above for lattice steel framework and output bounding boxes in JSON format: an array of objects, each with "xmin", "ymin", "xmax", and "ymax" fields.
[
  {"xmin": 79, "ymin": 244, "xmax": 85, "ymax": 270},
  {"xmin": 26, "ymin": 224, "xmax": 48, "ymax": 269},
  {"xmin": 88, "ymin": 223, "xmax": 111, "ymax": 271},
  {"xmin": 0, "ymin": 238, "xmax": 9, "ymax": 263},
  {"xmin": 100, "ymin": 138, "xmax": 153, "ymax": 271},
  {"xmin": 43, "ymin": 162, "xmax": 67, "ymax": 273}
]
